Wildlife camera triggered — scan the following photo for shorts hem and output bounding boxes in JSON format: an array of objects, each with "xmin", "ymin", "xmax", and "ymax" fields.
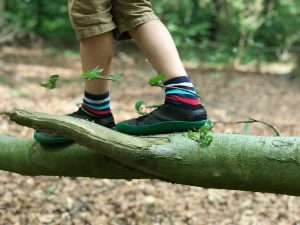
[
  {"xmin": 116, "ymin": 13, "xmax": 159, "ymax": 40},
  {"xmin": 76, "ymin": 23, "xmax": 117, "ymax": 40}
]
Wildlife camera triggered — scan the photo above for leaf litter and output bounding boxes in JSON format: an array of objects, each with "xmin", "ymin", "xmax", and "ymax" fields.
[{"xmin": 0, "ymin": 46, "xmax": 300, "ymax": 225}]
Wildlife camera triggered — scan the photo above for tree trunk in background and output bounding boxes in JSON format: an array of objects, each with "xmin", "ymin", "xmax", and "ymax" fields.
[
  {"xmin": 291, "ymin": 55, "xmax": 300, "ymax": 81},
  {"xmin": 35, "ymin": 0, "xmax": 43, "ymax": 35},
  {"xmin": 1, "ymin": 109, "xmax": 300, "ymax": 196},
  {"xmin": 0, "ymin": 0, "xmax": 5, "ymax": 26}
]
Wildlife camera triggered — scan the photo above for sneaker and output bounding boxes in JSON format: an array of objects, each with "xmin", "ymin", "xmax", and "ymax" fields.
[
  {"xmin": 116, "ymin": 103, "xmax": 211, "ymax": 135},
  {"xmin": 34, "ymin": 107, "xmax": 115, "ymax": 144}
]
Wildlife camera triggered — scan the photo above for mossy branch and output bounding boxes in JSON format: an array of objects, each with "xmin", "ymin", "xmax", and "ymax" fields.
[{"xmin": 2, "ymin": 108, "xmax": 300, "ymax": 197}]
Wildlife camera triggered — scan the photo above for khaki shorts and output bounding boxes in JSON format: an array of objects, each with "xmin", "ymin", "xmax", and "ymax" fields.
[{"xmin": 68, "ymin": 0, "xmax": 159, "ymax": 40}]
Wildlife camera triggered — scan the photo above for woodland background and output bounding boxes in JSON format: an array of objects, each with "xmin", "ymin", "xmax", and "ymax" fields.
[
  {"xmin": 1, "ymin": 0, "xmax": 300, "ymax": 77},
  {"xmin": 0, "ymin": 0, "xmax": 300, "ymax": 224}
]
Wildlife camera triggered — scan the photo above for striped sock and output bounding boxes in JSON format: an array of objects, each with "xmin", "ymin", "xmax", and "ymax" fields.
[
  {"xmin": 164, "ymin": 76, "xmax": 202, "ymax": 109},
  {"xmin": 82, "ymin": 91, "xmax": 112, "ymax": 118}
]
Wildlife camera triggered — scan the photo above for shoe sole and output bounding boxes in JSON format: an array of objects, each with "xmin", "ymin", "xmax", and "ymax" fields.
[
  {"xmin": 34, "ymin": 131, "xmax": 74, "ymax": 145},
  {"xmin": 34, "ymin": 126, "xmax": 117, "ymax": 145},
  {"xmin": 116, "ymin": 119, "xmax": 212, "ymax": 135}
]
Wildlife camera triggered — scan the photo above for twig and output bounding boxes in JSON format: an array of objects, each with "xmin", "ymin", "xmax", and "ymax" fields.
[
  {"xmin": 236, "ymin": 118, "xmax": 281, "ymax": 136},
  {"xmin": 216, "ymin": 118, "xmax": 281, "ymax": 136}
]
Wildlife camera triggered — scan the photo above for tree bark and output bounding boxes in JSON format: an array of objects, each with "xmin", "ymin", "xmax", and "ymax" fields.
[
  {"xmin": 2, "ymin": 109, "xmax": 300, "ymax": 196},
  {"xmin": 0, "ymin": 135, "xmax": 151, "ymax": 179}
]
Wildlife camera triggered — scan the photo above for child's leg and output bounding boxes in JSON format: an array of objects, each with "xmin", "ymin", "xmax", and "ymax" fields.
[
  {"xmin": 127, "ymin": 20, "xmax": 187, "ymax": 80},
  {"xmin": 68, "ymin": 0, "xmax": 116, "ymax": 118},
  {"xmin": 77, "ymin": 32, "xmax": 115, "ymax": 122},
  {"xmin": 78, "ymin": 32, "xmax": 115, "ymax": 123},
  {"xmin": 115, "ymin": 12, "xmax": 210, "ymax": 134},
  {"xmin": 127, "ymin": 20, "xmax": 205, "ymax": 111},
  {"xmin": 34, "ymin": 1, "xmax": 117, "ymax": 144},
  {"xmin": 68, "ymin": 0, "xmax": 117, "ymax": 97},
  {"xmin": 80, "ymin": 32, "xmax": 114, "ymax": 95}
]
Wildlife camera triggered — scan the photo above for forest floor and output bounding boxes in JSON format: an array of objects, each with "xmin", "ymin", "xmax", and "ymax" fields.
[{"xmin": 0, "ymin": 45, "xmax": 300, "ymax": 225}]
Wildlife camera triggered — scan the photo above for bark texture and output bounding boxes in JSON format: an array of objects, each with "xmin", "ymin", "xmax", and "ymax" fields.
[{"xmin": 1, "ymin": 109, "xmax": 300, "ymax": 196}]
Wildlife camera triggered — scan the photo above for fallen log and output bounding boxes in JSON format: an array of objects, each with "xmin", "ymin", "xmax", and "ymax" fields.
[{"xmin": 0, "ymin": 109, "xmax": 299, "ymax": 196}]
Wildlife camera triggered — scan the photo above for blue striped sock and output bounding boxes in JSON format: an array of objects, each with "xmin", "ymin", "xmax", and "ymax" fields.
[
  {"xmin": 82, "ymin": 92, "xmax": 112, "ymax": 118},
  {"xmin": 163, "ymin": 76, "xmax": 202, "ymax": 109}
]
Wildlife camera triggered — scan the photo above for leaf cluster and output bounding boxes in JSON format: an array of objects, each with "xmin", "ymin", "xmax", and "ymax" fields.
[{"xmin": 187, "ymin": 123, "xmax": 214, "ymax": 148}]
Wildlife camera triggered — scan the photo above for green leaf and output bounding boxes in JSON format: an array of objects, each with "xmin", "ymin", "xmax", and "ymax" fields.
[
  {"xmin": 135, "ymin": 101, "xmax": 160, "ymax": 116},
  {"xmin": 145, "ymin": 104, "xmax": 160, "ymax": 109},
  {"xmin": 187, "ymin": 130, "xmax": 197, "ymax": 140},
  {"xmin": 135, "ymin": 100, "xmax": 147, "ymax": 116},
  {"xmin": 135, "ymin": 100, "xmax": 146, "ymax": 111},
  {"xmin": 148, "ymin": 74, "xmax": 166, "ymax": 86},
  {"xmin": 199, "ymin": 125, "xmax": 210, "ymax": 137},
  {"xmin": 40, "ymin": 74, "xmax": 60, "ymax": 89},
  {"xmin": 81, "ymin": 67, "xmax": 124, "ymax": 81},
  {"xmin": 96, "ymin": 72, "xmax": 124, "ymax": 81},
  {"xmin": 200, "ymin": 135, "xmax": 213, "ymax": 148},
  {"xmin": 81, "ymin": 67, "xmax": 103, "ymax": 79},
  {"xmin": 187, "ymin": 122, "xmax": 214, "ymax": 151}
]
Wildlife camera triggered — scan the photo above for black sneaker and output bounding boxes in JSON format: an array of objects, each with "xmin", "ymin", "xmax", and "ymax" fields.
[
  {"xmin": 116, "ymin": 103, "xmax": 211, "ymax": 135},
  {"xmin": 34, "ymin": 107, "xmax": 115, "ymax": 144}
]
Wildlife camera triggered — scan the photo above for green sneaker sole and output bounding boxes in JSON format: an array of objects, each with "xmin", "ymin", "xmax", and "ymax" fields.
[
  {"xmin": 34, "ymin": 126, "xmax": 117, "ymax": 145},
  {"xmin": 116, "ymin": 119, "xmax": 212, "ymax": 135},
  {"xmin": 34, "ymin": 131, "xmax": 73, "ymax": 145}
]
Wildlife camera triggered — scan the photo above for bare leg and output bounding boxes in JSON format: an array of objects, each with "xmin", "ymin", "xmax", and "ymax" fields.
[
  {"xmin": 80, "ymin": 32, "xmax": 114, "ymax": 95},
  {"xmin": 128, "ymin": 20, "xmax": 187, "ymax": 80},
  {"xmin": 114, "ymin": 20, "xmax": 208, "ymax": 135}
]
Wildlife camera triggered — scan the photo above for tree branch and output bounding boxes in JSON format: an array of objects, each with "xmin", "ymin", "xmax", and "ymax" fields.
[{"xmin": 2, "ymin": 108, "xmax": 300, "ymax": 196}]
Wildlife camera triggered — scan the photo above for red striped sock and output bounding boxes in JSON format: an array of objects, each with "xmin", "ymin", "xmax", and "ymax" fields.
[
  {"xmin": 164, "ymin": 76, "xmax": 202, "ymax": 109},
  {"xmin": 82, "ymin": 91, "xmax": 112, "ymax": 118}
]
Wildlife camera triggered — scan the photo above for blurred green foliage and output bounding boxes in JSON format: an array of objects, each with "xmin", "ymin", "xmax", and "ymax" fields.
[
  {"xmin": 3, "ymin": 0, "xmax": 75, "ymax": 43},
  {"xmin": 2, "ymin": 0, "xmax": 300, "ymax": 66},
  {"xmin": 153, "ymin": 0, "xmax": 300, "ymax": 64}
]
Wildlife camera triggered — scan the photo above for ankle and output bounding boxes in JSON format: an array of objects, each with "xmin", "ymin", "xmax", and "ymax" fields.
[
  {"xmin": 82, "ymin": 91, "xmax": 111, "ymax": 117},
  {"xmin": 163, "ymin": 76, "xmax": 201, "ymax": 108}
]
